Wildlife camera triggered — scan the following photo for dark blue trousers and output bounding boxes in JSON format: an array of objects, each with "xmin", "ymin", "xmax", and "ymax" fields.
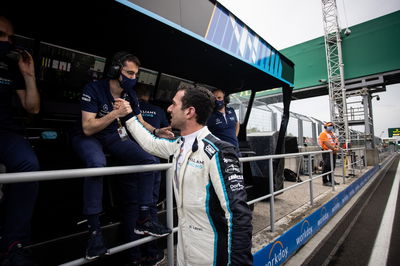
[
  {"xmin": 71, "ymin": 132, "xmax": 156, "ymax": 261},
  {"xmin": 322, "ymin": 152, "xmax": 337, "ymax": 183},
  {"xmin": 0, "ymin": 132, "xmax": 39, "ymax": 251}
]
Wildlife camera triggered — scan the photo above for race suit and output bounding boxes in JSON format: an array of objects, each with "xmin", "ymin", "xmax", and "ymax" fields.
[{"xmin": 126, "ymin": 116, "xmax": 253, "ymax": 266}]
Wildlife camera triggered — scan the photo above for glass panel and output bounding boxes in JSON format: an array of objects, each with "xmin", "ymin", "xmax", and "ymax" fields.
[
  {"xmin": 154, "ymin": 73, "xmax": 194, "ymax": 103},
  {"xmin": 227, "ymin": 90, "xmax": 251, "ymax": 125}
]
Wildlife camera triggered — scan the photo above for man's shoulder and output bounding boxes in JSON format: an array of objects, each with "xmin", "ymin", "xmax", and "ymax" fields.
[
  {"xmin": 226, "ymin": 106, "xmax": 235, "ymax": 113},
  {"xmin": 84, "ymin": 79, "xmax": 108, "ymax": 93},
  {"xmin": 145, "ymin": 102, "xmax": 164, "ymax": 113},
  {"xmin": 319, "ymin": 131, "xmax": 328, "ymax": 138},
  {"xmin": 201, "ymin": 134, "xmax": 237, "ymax": 159}
]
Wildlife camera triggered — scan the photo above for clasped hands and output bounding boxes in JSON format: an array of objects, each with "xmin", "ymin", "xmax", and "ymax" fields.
[
  {"xmin": 113, "ymin": 98, "xmax": 132, "ymax": 117},
  {"xmin": 113, "ymin": 98, "xmax": 174, "ymax": 139}
]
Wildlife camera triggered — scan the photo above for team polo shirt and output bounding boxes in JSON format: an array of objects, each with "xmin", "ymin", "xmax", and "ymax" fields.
[
  {"xmin": 0, "ymin": 57, "xmax": 25, "ymax": 133},
  {"xmin": 79, "ymin": 79, "xmax": 140, "ymax": 138},
  {"xmin": 207, "ymin": 106, "xmax": 239, "ymax": 147},
  {"xmin": 138, "ymin": 100, "xmax": 169, "ymax": 128}
]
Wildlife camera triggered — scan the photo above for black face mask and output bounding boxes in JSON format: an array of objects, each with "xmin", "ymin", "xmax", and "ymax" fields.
[
  {"xmin": 0, "ymin": 41, "xmax": 20, "ymax": 62},
  {"xmin": 120, "ymin": 73, "xmax": 137, "ymax": 91},
  {"xmin": 0, "ymin": 41, "xmax": 12, "ymax": 57},
  {"xmin": 215, "ymin": 100, "xmax": 225, "ymax": 110}
]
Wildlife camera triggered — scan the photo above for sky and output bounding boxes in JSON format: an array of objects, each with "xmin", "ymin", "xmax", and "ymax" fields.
[{"xmin": 218, "ymin": 0, "xmax": 400, "ymax": 138}]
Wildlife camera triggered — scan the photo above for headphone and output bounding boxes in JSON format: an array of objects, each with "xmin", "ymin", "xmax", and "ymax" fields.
[{"xmin": 106, "ymin": 51, "xmax": 133, "ymax": 79}]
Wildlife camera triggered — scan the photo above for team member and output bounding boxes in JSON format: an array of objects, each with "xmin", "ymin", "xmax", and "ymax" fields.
[
  {"xmin": 0, "ymin": 16, "xmax": 40, "ymax": 266},
  {"xmin": 70, "ymin": 52, "xmax": 172, "ymax": 262},
  {"xmin": 207, "ymin": 88, "xmax": 240, "ymax": 150},
  {"xmin": 318, "ymin": 122, "xmax": 340, "ymax": 186},
  {"xmin": 124, "ymin": 86, "xmax": 253, "ymax": 265},
  {"xmin": 136, "ymin": 84, "xmax": 169, "ymax": 265}
]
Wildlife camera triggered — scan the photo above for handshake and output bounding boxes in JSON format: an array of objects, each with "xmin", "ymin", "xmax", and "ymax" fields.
[{"xmin": 113, "ymin": 98, "xmax": 132, "ymax": 118}]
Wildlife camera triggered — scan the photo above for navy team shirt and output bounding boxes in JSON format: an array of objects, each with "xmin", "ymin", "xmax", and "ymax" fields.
[
  {"xmin": 0, "ymin": 57, "xmax": 25, "ymax": 133},
  {"xmin": 138, "ymin": 100, "xmax": 169, "ymax": 129},
  {"xmin": 207, "ymin": 106, "xmax": 239, "ymax": 148},
  {"xmin": 79, "ymin": 79, "xmax": 141, "ymax": 139}
]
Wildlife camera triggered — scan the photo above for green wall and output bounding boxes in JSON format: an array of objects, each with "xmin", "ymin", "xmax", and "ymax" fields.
[{"xmin": 281, "ymin": 10, "xmax": 400, "ymax": 91}]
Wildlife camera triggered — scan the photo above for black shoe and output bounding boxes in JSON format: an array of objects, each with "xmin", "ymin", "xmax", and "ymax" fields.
[
  {"xmin": 134, "ymin": 220, "xmax": 171, "ymax": 237},
  {"xmin": 323, "ymin": 181, "xmax": 333, "ymax": 187},
  {"xmin": 1, "ymin": 243, "xmax": 37, "ymax": 266},
  {"xmin": 334, "ymin": 181, "xmax": 340, "ymax": 185},
  {"xmin": 85, "ymin": 231, "xmax": 110, "ymax": 260}
]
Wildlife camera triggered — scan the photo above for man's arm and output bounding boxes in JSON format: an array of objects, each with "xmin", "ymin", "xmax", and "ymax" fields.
[
  {"xmin": 15, "ymin": 50, "xmax": 40, "ymax": 114},
  {"xmin": 82, "ymin": 98, "xmax": 132, "ymax": 136},
  {"xmin": 209, "ymin": 146, "xmax": 253, "ymax": 265},
  {"xmin": 136, "ymin": 113, "xmax": 155, "ymax": 132},
  {"xmin": 125, "ymin": 116, "xmax": 178, "ymax": 159},
  {"xmin": 322, "ymin": 140, "xmax": 338, "ymax": 151},
  {"xmin": 235, "ymin": 121, "xmax": 240, "ymax": 137}
]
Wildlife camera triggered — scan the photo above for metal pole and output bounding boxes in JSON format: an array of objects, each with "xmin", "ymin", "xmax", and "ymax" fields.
[
  {"xmin": 330, "ymin": 151, "xmax": 335, "ymax": 191},
  {"xmin": 308, "ymin": 154, "xmax": 314, "ymax": 206},
  {"xmin": 166, "ymin": 167, "xmax": 174, "ymax": 266},
  {"xmin": 364, "ymin": 148, "xmax": 367, "ymax": 169},
  {"xmin": 298, "ymin": 118, "xmax": 304, "ymax": 146},
  {"xmin": 268, "ymin": 159, "xmax": 275, "ymax": 232},
  {"xmin": 341, "ymin": 149, "xmax": 345, "ymax": 184},
  {"xmin": 312, "ymin": 122, "xmax": 317, "ymax": 145}
]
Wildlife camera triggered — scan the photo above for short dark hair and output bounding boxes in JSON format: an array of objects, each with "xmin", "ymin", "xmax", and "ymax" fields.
[
  {"xmin": 178, "ymin": 86, "xmax": 215, "ymax": 125},
  {"xmin": 107, "ymin": 51, "xmax": 141, "ymax": 79},
  {"xmin": 111, "ymin": 51, "xmax": 141, "ymax": 68},
  {"xmin": 212, "ymin": 88, "xmax": 225, "ymax": 95},
  {"xmin": 212, "ymin": 88, "xmax": 230, "ymax": 105},
  {"xmin": 136, "ymin": 83, "xmax": 151, "ymax": 97}
]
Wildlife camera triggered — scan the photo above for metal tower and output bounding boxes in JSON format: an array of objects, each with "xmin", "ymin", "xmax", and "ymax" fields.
[{"xmin": 321, "ymin": 0, "xmax": 350, "ymax": 148}]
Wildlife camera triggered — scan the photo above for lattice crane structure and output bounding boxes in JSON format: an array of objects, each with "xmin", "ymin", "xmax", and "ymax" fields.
[{"xmin": 321, "ymin": 0, "xmax": 350, "ymax": 148}]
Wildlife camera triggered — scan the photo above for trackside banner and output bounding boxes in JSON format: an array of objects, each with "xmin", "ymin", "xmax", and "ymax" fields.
[{"xmin": 253, "ymin": 165, "xmax": 380, "ymax": 265}]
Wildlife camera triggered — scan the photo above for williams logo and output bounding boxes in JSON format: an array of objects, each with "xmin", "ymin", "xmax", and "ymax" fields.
[
  {"xmin": 266, "ymin": 241, "xmax": 289, "ymax": 266},
  {"xmin": 188, "ymin": 158, "xmax": 204, "ymax": 169},
  {"xmin": 295, "ymin": 220, "xmax": 313, "ymax": 245}
]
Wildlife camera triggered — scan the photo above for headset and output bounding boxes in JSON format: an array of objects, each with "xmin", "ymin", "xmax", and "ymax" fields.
[{"xmin": 106, "ymin": 51, "xmax": 134, "ymax": 79}]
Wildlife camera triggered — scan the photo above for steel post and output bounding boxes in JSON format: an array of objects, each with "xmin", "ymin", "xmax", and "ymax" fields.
[
  {"xmin": 308, "ymin": 154, "xmax": 314, "ymax": 206},
  {"xmin": 268, "ymin": 159, "xmax": 275, "ymax": 232},
  {"xmin": 166, "ymin": 167, "xmax": 174, "ymax": 266}
]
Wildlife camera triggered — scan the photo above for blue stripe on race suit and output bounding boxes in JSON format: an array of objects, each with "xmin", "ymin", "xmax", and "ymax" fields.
[
  {"xmin": 204, "ymin": 138, "xmax": 233, "ymax": 266},
  {"xmin": 206, "ymin": 183, "xmax": 218, "ymax": 266}
]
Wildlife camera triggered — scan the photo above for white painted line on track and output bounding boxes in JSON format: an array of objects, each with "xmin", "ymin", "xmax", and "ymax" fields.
[{"xmin": 368, "ymin": 161, "xmax": 400, "ymax": 266}]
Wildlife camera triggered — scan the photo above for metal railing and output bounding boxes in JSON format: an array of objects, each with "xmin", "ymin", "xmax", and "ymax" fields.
[{"xmin": 0, "ymin": 148, "xmax": 370, "ymax": 265}]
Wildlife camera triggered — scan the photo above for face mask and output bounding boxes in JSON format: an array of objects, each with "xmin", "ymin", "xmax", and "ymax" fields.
[
  {"xmin": 120, "ymin": 73, "xmax": 137, "ymax": 90},
  {"xmin": 327, "ymin": 126, "xmax": 334, "ymax": 131},
  {"xmin": 0, "ymin": 41, "xmax": 12, "ymax": 57},
  {"xmin": 215, "ymin": 100, "xmax": 225, "ymax": 110}
]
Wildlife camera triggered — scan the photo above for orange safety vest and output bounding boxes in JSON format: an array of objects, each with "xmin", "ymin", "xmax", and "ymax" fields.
[{"xmin": 318, "ymin": 130, "xmax": 338, "ymax": 150}]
